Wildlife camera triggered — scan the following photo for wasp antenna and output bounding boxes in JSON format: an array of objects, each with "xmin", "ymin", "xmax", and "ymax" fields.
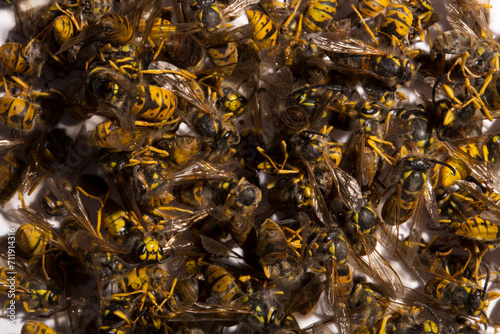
[{"xmin": 428, "ymin": 159, "xmax": 456, "ymax": 176}]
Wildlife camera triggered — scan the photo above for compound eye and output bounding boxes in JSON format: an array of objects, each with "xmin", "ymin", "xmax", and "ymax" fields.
[
  {"xmin": 267, "ymin": 307, "xmax": 280, "ymax": 324},
  {"xmin": 137, "ymin": 244, "xmax": 147, "ymax": 258},
  {"xmin": 222, "ymin": 131, "xmax": 233, "ymax": 140},
  {"xmin": 322, "ymin": 232, "xmax": 333, "ymax": 242},
  {"xmin": 404, "ymin": 158, "xmax": 415, "ymax": 167},
  {"xmin": 301, "ymin": 132, "xmax": 314, "ymax": 140},
  {"xmin": 134, "ymin": 172, "xmax": 149, "ymax": 195}
]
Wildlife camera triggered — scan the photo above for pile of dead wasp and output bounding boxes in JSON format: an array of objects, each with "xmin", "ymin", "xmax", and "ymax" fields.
[{"xmin": 3, "ymin": 0, "xmax": 500, "ymax": 333}]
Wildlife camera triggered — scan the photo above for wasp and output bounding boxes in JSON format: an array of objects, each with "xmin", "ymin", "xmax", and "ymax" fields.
[
  {"xmin": 337, "ymin": 101, "xmax": 394, "ymax": 189},
  {"xmin": 86, "ymin": 65, "xmax": 179, "ymax": 127},
  {"xmin": 27, "ymin": 1, "xmax": 88, "ymax": 72},
  {"xmin": 334, "ymin": 196, "xmax": 382, "ymax": 257},
  {"xmin": 203, "ymin": 263, "xmax": 245, "ymax": 304},
  {"xmin": 172, "ymin": 257, "xmax": 249, "ymax": 312},
  {"xmin": 13, "ymin": 127, "xmax": 76, "ymax": 198},
  {"xmin": 188, "ymin": 0, "xmax": 255, "ymax": 34},
  {"xmin": 95, "ymin": 13, "xmax": 134, "ymax": 46},
  {"xmin": 259, "ymin": 127, "xmax": 362, "ymax": 224},
  {"xmin": 352, "ymin": 0, "xmax": 391, "ymax": 21},
  {"xmin": 142, "ymin": 2, "xmax": 252, "ymax": 74},
  {"xmin": 438, "ymin": 139, "xmax": 500, "ymax": 190},
  {"xmin": 16, "ymin": 222, "xmax": 49, "ymax": 262},
  {"xmin": 432, "ymin": 78, "xmax": 491, "ymax": 137},
  {"xmin": 304, "ymin": 225, "xmax": 354, "ymax": 333},
  {"xmin": 276, "ymin": 84, "xmax": 346, "ymax": 138},
  {"xmin": 13, "ymin": 205, "xmax": 122, "ymax": 284},
  {"xmin": 290, "ymin": 128, "xmax": 364, "ymax": 213},
  {"xmin": 440, "ymin": 154, "xmax": 476, "ymax": 189},
  {"xmin": 311, "ymin": 33, "xmax": 417, "ymax": 89},
  {"xmin": 174, "ymin": 177, "xmax": 261, "ymax": 248},
  {"xmin": 80, "ymin": 0, "xmax": 113, "ymax": 24},
  {"xmin": 348, "ymin": 277, "xmax": 390, "ymax": 326},
  {"xmin": 151, "ymin": 135, "xmax": 201, "ymax": 171},
  {"xmin": 296, "ymin": 205, "xmax": 399, "ymax": 333},
  {"xmin": 0, "ymin": 265, "xmax": 63, "ymax": 315},
  {"xmin": 58, "ymin": 2, "xmax": 157, "ymax": 77},
  {"xmin": 437, "ymin": 184, "xmax": 500, "ymax": 247},
  {"xmin": 156, "ymin": 31, "xmax": 205, "ymax": 70},
  {"xmin": 0, "ymin": 143, "xmax": 27, "ymax": 207},
  {"xmin": 152, "ymin": 24, "xmax": 250, "ymax": 74},
  {"xmin": 40, "ymin": 174, "xmax": 108, "ymax": 217},
  {"xmin": 0, "ymin": 0, "xmax": 85, "ymax": 80},
  {"xmin": 101, "ymin": 267, "xmax": 177, "ymax": 331},
  {"xmin": 11, "ymin": 208, "xmax": 88, "ymax": 264},
  {"xmin": 382, "ymin": 155, "xmax": 455, "ymax": 262},
  {"xmin": 21, "ymin": 320, "xmax": 57, "ymax": 334},
  {"xmin": 0, "ymin": 92, "xmax": 40, "ymax": 132},
  {"xmin": 394, "ymin": 104, "xmax": 435, "ymax": 154},
  {"xmin": 170, "ymin": 276, "xmax": 199, "ymax": 306},
  {"xmin": 0, "ymin": 80, "xmax": 67, "ymax": 132},
  {"xmin": 92, "ymin": 294, "xmax": 145, "ymax": 334},
  {"xmin": 430, "ymin": 0, "xmax": 500, "ymax": 122},
  {"xmin": 377, "ymin": 304, "xmax": 444, "ymax": 334},
  {"xmin": 350, "ymin": 0, "xmax": 435, "ymax": 47},
  {"xmin": 256, "ymin": 218, "xmax": 303, "ymax": 283},
  {"xmin": 191, "ymin": 0, "xmax": 224, "ymax": 34},
  {"xmin": 59, "ymin": 216, "xmax": 125, "ymax": 281},
  {"xmin": 425, "ymin": 273, "xmax": 499, "ymax": 326},
  {"xmin": 110, "ymin": 265, "xmax": 173, "ymax": 295},
  {"xmin": 0, "ymin": 40, "xmax": 46, "ymax": 81},
  {"xmin": 89, "ymin": 119, "xmax": 156, "ymax": 152},
  {"xmin": 147, "ymin": 61, "xmax": 241, "ymax": 158},
  {"xmin": 266, "ymin": 173, "xmax": 319, "ymax": 220},
  {"xmin": 57, "ymin": 11, "xmax": 133, "ymax": 54},
  {"xmin": 79, "ymin": 3, "xmax": 162, "ymax": 80},
  {"xmin": 282, "ymin": 271, "xmax": 326, "ymax": 317},
  {"xmin": 119, "ymin": 152, "xmax": 201, "ymax": 213},
  {"xmin": 47, "ymin": 12, "xmax": 78, "ymax": 48},
  {"xmin": 101, "ymin": 198, "xmax": 164, "ymax": 263},
  {"xmin": 406, "ymin": 0, "xmax": 440, "ymax": 38}
]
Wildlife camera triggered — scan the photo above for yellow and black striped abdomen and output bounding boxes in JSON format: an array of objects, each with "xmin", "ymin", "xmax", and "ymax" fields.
[
  {"xmin": 16, "ymin": 223, "xmax": 47, "ymax": 258},
  {"xmin": 0, "ymin": 95, "xmax": 38, "ymax": 131},
  {"xmin": 247, "ymin": 10, "xmax": 278, "ymax": 51},
  {"xmin": 207, "ymin": 42, "xmax": 238, "ymax": 75},
  {"xmin": 379, "ymin": 4, "xmax": 413, "ymax": 41},
  {"xmin": 205, "ymin": 264, "xmax": 242, "ymax": 303},
  {"xmin": 163, "ymin": 33, "xmax": 204, "ymax": 69},
  {"xmin": 452, "ymin": 216, "xmax": 500, "ymax": 243},
  {"xmin": 100, "ymin": 14, "xmax": 134, "ymax": 45},
  {"xmin": 439, "ymin": 157, "xmax": 470, "ymax": 188},
  {"xmin": 0, "ymin": 43, "xmax": 29, "ymax": 73},
  {"xmin": 304, "ymin": 0, "xmax": 338, "ymax": 32},
  {"xmin": 52, "ymin": 15, "xmax": 75, "ymax": 46},
  {"xmin": 21, "ymin": 320, "xmax": 57, "ymax": 334},
  {"xmin": 357, "ymin": 0, "xmax": 390, "ymax": 18},
  {"xmin": 89, "ymin": 120, "xmax": 115, "ymax": 149},
  {"xmin": 257, "ymin": 219, "xmax": 287, "ymax": 269},
  {"xmin": 129, "ymin": 85, "xmax": 177, "ymax": 122}
]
